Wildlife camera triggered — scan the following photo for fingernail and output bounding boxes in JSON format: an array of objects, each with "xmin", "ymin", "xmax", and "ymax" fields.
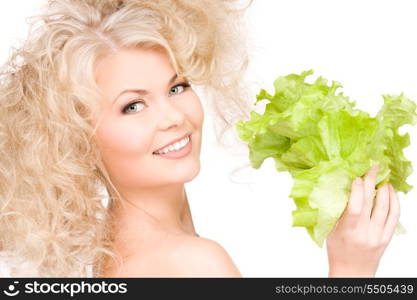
[
  {"xmin": 372, "ymin": 164, "xmax": 379, "ymax": 171},
  {"xmin": 354, "ymin": 177, "xmax": 362, "ymax": 185}
]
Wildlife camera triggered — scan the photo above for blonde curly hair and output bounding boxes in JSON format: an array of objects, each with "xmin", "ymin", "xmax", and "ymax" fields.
[{"xmin": 0, "ymin": 0, "xmax": 253, "ymax": 277}]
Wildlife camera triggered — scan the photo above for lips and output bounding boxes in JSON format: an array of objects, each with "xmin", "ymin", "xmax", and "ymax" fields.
[{"xmin": 152, "ymin": 133, "xmax": 191, "ymax": 154}]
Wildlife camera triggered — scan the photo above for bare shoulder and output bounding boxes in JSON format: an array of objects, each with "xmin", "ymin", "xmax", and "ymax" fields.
[
  {"xmin": 166, "ymin": 236, "xmax": 242, "ymax": 277},
  {"xmin": 110, "ymin": 235, "xmax": 242, "ymax": 277}
]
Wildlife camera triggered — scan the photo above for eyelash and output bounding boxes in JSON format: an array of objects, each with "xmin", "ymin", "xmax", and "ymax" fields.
[{"xmin": 122, "ymin": 82, "xmax": 191, "ymax": 114}]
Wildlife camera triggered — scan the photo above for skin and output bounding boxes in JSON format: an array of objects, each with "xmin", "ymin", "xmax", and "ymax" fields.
[
  {"xmin": 93, "ymin": 47, "xmax": 400, "ymax": 277},
  {"xmin": 327, "ymin": 164, "xmax": 401, "ymax": 277},
  {"xmin": 93, "ymin": 47, "xmax": 204, "ymax": 275}
]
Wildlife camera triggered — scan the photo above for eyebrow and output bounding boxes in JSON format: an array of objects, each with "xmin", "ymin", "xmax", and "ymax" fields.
[{"xmin": 112, "ymin": 73, "xmax": 179, "ymax": 104}]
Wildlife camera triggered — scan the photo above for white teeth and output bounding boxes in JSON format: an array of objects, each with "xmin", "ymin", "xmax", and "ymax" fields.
[{"xmin": 155, "ymin": 136, "xmax": 190, "ymax": 154}]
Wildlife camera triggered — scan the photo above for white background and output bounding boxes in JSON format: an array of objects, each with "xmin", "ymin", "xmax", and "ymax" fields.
[{"xmin": 1, "ymin": 0, "xmax": 416, "ymax": 277}]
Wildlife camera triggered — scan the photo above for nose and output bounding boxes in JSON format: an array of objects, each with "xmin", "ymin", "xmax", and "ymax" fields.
[{"xmin": 156, "ymin": 99, "xmax": 186, "ymax": 130}]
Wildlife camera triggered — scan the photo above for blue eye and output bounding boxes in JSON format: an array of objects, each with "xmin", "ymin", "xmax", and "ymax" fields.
[
  {"xmin": 169, "ymin": 82, "xmax": 191, "ymax": 96},
  {"xmin": 122, "ymin": 82, "xmax": 191, "ymax": 114},
  {"xmin": 122, "ymin": 101, "xmax": 145, "ymax": 114}
]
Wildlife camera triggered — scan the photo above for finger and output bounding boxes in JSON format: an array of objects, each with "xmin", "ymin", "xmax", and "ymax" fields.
[
  {"xmin": 360, "ymin": 164, "xmax": 379, "ymax": 220},
  {"xmin": 370, "ymin": 184, "xmax": 390, "ymax": 228},
  {"xmin": 339, "ymin": 176, "xmax": 364, "ymax": 229},
  {"xmin": 382, "ymin": 184, "xmax": 401, "ymax": 243}
]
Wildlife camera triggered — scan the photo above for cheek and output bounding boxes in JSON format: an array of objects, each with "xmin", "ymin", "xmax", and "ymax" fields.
[
  {"xmin": 196, "ymin": 101, "xmax": 204, "ymax": 127},
  {"xmin": 95, "ymin": 118, "xmax": 152, "ymax": 176},
  {"xmin": 184, "ymin": 94, "xmax": 204, "ymax": 129},
  {"xmin": 98, "ymin": 122, "xmax": 147, "ymax": 152},
  {"xmin": 181, "ymin": 95, "xmax": 204, "ymax": 156}
]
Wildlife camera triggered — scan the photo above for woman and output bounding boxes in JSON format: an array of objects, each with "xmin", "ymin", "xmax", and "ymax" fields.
[{"xmin": 0, "ymin": 0, "xmax": 399, "ymax": 277}]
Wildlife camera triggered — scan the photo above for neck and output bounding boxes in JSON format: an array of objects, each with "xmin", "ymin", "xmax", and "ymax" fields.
[{"xmin": 109, "ymin": 183, "xmax": 197, "ymax": 237}]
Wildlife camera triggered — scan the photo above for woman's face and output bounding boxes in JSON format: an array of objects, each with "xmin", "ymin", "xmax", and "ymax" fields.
[{"xmin": 93, "ymin": 47, "xmax": 204, "ymax": 191}]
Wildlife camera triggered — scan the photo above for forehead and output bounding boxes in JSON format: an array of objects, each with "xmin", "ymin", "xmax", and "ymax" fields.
[{"xmin": 94, "ymin": 47, "xmax": 175, "ymax": 88}]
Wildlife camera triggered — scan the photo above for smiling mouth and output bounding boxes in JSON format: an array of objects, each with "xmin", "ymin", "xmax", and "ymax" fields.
[{"xmin": 152, "ymin": 135, "xmax": 191, "ymax": 155}]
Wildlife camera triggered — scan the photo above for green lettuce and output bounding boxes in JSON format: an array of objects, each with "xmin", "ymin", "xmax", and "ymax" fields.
[{"xmin": 236, "ymin": 70, "xmax": 417, "ymax": 247}]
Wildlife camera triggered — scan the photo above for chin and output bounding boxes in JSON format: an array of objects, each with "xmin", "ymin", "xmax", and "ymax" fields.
[{"xmin": 167, "ymin": 161, "xmax": 201, "ymax": 184}]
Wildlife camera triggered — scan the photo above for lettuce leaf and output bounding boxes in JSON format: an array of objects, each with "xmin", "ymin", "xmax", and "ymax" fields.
[{"xmin": 236, "ymin": 70, "xmax": 417, "ymax": 247}]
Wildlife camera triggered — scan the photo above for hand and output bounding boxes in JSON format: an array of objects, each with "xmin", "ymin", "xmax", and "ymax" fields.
[{"xmin": 326, "ymin": 164, "xmax": 401, "ymax": 277}]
